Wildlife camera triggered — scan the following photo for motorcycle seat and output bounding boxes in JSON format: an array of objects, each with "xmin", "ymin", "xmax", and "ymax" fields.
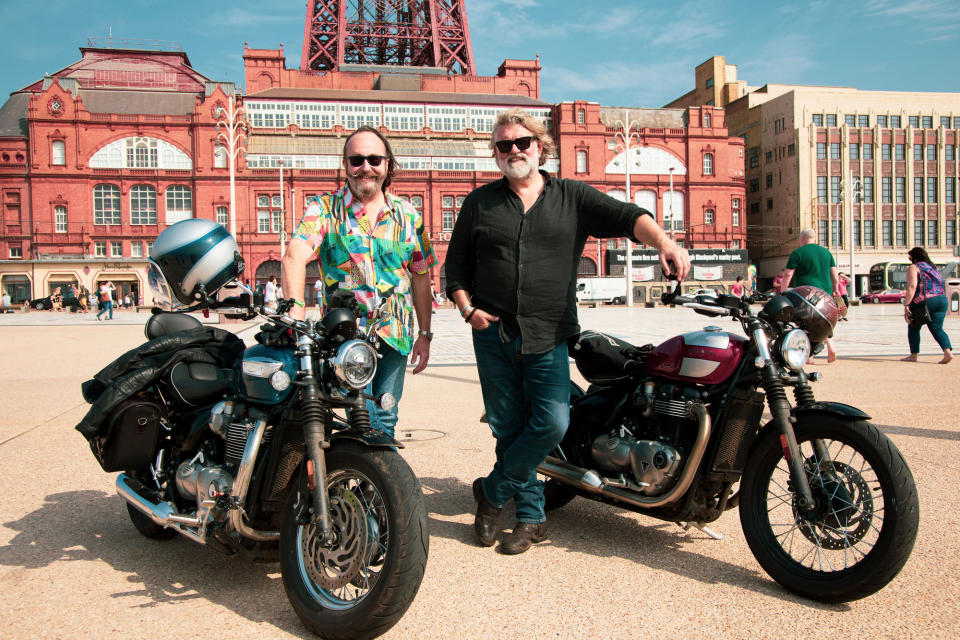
[
  {"xmin": 168, "ymin": 361, "xmax": 230, "ymax": 405},
  {"xmin": 145, "ymin": 312, "xmax": 203, "ymax": 340}
]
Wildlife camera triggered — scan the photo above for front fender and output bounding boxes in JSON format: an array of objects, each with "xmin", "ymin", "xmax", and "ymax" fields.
[
  {"xmin": 329, "ymin": 427, "xmax": 403, "ymax": 449},
  {"xmin": 792, "ymin": 401, "xmax": 871, "ymax": 421}
]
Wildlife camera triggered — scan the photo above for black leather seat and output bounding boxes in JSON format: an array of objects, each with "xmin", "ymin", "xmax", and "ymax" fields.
[{"xmin": 145, "ymin": 312, "xmax": 203, "ymax": 339}]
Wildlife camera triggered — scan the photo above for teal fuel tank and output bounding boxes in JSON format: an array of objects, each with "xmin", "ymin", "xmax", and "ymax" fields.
[{"xmin": 240, "ymin": 344, "xmax": 299, "ymax": 405}]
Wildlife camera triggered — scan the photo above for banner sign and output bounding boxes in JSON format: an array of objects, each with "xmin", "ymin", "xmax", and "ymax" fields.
[
  {"xmin": 693, "ymin": 265, "xmax": 724, "ymax": 281},
  {"xmin": 632, "ymin": 266, "xmax": 656, "ymax": 281},
  {"xmin": 610, "ymin": 248, "xmax": 747, "ymax": 266}
]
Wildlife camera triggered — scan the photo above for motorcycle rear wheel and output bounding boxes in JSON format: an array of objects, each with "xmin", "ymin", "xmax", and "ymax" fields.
[
  {"xmin": 280, "ymin": 443, "xmax": 428, "ymax": 640},
  {"xmin": 739, "ymin": 415, "xmax": 918, "ymax": 603},
  {"xmin": 542, "ymin": 478, "xmax": 578, "ymax": 512}
]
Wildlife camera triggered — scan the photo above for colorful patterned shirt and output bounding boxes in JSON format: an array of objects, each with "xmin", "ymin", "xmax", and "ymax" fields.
[{"xmin": 293, "ymin": 186, "xmax": 436, "ymax": 355}]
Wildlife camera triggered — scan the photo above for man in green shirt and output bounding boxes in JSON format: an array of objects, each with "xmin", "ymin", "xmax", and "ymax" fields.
[{"xmin": 782, "ymin": 227, "xmax": 839, "ymax": 362}]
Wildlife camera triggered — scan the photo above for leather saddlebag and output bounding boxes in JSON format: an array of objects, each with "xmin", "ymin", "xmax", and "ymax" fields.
[{"xmin": 90, "ymin": 398, "xmax": 163, "ymax": 472}]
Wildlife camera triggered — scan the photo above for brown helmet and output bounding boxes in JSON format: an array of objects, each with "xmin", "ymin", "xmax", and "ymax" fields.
[{"xmin": 784, "ymin": 286, "xmax": 839, "ymax": 345}]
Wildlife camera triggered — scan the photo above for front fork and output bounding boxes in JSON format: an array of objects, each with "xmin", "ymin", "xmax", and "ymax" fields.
[
  {"xmin": 750, "ymin": 326, "xmax": 817, "ymax": 510},
  {"xmin": 296, "ymin": 335, "xmax": 336, "ymax": 544}
]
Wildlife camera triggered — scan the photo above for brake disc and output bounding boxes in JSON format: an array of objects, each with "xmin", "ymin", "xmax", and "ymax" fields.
[
  {"xmin": 793, "ymin": 460, "xmax": 874, "ymax": 550},
  {"xmin": 301, "ymin": 489, "xmax": 370, "ymax": 590}
]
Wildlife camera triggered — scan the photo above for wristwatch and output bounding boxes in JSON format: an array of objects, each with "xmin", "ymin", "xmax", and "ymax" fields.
[{"xmin": 418, "ymin": 330, "xmax": 433, "ymax": 340}]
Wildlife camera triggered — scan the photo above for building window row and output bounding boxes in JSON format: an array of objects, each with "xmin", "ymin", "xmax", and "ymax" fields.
[
  {"xmin": 246, "ymin": 100, "xmax": 552, "ymax": 134},
  {"xmin": 819, "ymin": 140, "xmax": 957, "ymax": 163},
  {"xmin": 818, "ymin": 175, "xmax": 959, "ymax": 205},
  {"xmin": 92, "ymin": 183, "xmax": 192, "ymax": 226},
  {"xmin": 91, "ymin": 239, "xmax": 153, "ymax": 258},
  {"xmin": 814, "ymin": 113, "xmax": 960, "ymax": 129}
]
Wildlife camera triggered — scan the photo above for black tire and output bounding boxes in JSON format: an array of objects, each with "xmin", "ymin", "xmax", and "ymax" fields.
[
  {"xmin": 898, "ymin": 297, "xmax": 905, "ymax": 304},
  {"xmin": 542, "ymin": 478, "xmax": 578, "ymax": 511},
  {"xmin": 34, "ymin": 301, "xmax": 46, "ymax": 310},
  {"xmin": 873, "ymin": 298, "xmax": 881, "ymax": 303},
  {"xmin": 739, "ymin": 415, "xmax": 918, "ymax": 603},
  {"xmin": 126, "ymin": 502, "xmax": 178, "ymax": 540},
  {"xmin": 280, "ymin": 443, "xmax": 429, "ymax": 640}
]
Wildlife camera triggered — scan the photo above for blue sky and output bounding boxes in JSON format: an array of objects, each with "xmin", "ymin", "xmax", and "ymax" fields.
[{"xmin": 1, "ymin": 0, "xmax": 958, "ymax": 107}]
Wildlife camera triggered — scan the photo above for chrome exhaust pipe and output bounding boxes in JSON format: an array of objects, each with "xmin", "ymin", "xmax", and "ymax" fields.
[
  {"xmin": 537, "ymin": 403, "xmax": 711, "ymax": 509},
  {"xmin": 116, "ymin": 473, "xmax": 206, "ymax": 545}
]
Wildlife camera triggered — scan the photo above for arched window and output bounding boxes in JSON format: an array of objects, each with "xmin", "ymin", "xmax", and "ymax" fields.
[
  {"xmin": 576, "ymin": 150, "xmax": 587, "ymax": 173},
  {"xmin": 703, "ymin": 152, "xmax": 714, "ymax": 176},
  {"xmin": 52, "ymin": 140, "xmax": 66, "ymax": 166},
  {"xmin": 214, "ymin": 145, "xmax": 227, "ymax": 169},
  {"xmin": 664, "ymin": 191, "xmax": 684, "ymax": 231},
  {"xmin": 165, "ymin": 185, "xmax": 193, "ymax": 224},
  {"xmin": 130, "ymin": 185, "xmax": 157, "ymax": 225},
  {"xmin": 577, "ymin": 256, "xmax": 597, "ymax": 277},
  {"xmin": 636, "ymin": 190, "xmax": 657, "ymax": 218},
  {"xmin": 93, "ymin": 184, "xmax": 121, "ymax": 225}
]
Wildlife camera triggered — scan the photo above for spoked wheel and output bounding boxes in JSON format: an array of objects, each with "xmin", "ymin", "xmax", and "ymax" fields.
[
  {"xmin": 281, "ymin": 443, "xmax": 428, "ymax": 640},
  {"xmin": 739, "ymin": 415, "xmax": 918, "ymax": 603}
]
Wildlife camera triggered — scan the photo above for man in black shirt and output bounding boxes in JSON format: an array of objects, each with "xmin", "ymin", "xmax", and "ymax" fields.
[{"xmin": 444, "ymin": 108, "xmax": 689, "ymax": 554}]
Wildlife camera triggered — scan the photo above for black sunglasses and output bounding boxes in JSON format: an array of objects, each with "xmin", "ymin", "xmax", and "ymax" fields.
[
  {"xmin": 494, "ymin": 136, "xmax": 535, "ymax": 154},
  {"xmin": 347, "ymin": 154, "xmax": 387, "ymax": 168}
]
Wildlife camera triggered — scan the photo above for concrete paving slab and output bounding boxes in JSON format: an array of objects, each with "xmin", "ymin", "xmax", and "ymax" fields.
[{"xmin": 0, "ymin": 305, "xmax": 957, "ymax": 639}]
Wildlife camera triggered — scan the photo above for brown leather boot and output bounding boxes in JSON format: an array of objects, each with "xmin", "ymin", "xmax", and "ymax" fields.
[
  {"xmin": 499, "ymin": 522, "xmax": 548, "ymax": 554},
  {"xmin": 473, "ymin": 478, "xmax": 501, "ymax": 547}
]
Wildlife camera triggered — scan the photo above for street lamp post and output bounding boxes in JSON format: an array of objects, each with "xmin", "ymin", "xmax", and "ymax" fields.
[
  {"xmin": 214, "ymin": 94, "xmax": 246, "ymax": 238},
  {"xmin": 279, "ymin": 159, "xmax": 286, "ymax": 257},
  {"xmin": 668, "ymin": 166, "xmax": 676, "ymax": 242},
  {"xmin": 613, "ymin": 113, "xmax": 642, "ymax": 307},
  {"xmin": 848, "ymin": 177, "xmax": 863, "ymax": 300}
]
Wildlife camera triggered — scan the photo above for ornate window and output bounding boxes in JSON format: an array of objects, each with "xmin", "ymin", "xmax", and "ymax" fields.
[
  {"xmin": 93, "ymin": 184, "xmax": 121, "ymax": 225},
  {"xmin": 702, "ymin": 152, "xmax": 714, "ymax": 176},
  {"xmin": 55, "ymin": 205, "xmax": 67, "ymax": 232},
  {"xmin": 90, "ymin": 136, "xmax": 191, "ymax": 170},
  {"xmin": 217, "ymin": 206, "xmax": 228, "ymax": 227},
  {"xmin": 576, "ymin": 150, "xmax": 587, "ymax": 173},
  {"xmin": 52, "ymin": 140, "xmax": 66, "ymax": 166},
  {"xmin": 130, "ymin": 185, "xmax": 157, "ymax": 225},
  {"xmin": 214, "ymin": 145, "xmax": 227, "ymax": 168},
  {"xmin": 165, "ymin": 185, "xmax": 193, "ymax": 224}
]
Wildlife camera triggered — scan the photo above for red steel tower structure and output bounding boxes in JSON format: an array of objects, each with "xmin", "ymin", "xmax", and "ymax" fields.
[{"xmin": 301, "ymin": 0, "xmax": 476, "ymax": 75}]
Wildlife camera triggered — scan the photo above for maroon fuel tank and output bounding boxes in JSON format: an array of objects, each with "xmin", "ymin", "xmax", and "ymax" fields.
[{"xmin": 644, "ymin": 326, "xmax": 747, "ymax": 384}]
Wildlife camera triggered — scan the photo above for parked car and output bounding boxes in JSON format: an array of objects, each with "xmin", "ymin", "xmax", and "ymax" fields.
[
  {"xmin": 861, "ymin": 288, "xmax": 906, "ymax": 304},
  {"xmin": 29, "ymin": 290, "xmax": 79, "ymax": 311}
]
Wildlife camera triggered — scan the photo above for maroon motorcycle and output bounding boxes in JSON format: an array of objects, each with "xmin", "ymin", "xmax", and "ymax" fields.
[{"xmin": 539, "ymin": 284, "xmax": 918, "ymax": 602}]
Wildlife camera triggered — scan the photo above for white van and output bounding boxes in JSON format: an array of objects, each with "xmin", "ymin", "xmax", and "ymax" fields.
[{"xmin": 575, "ymin": 277, "xmax": 628, "ymax": 304}]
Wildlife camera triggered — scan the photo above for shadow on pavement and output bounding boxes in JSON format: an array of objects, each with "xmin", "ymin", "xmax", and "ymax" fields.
[
  {"xmin": 418, "ymin": 476, "xmax": 849, "ymax": 611},
  {"xmin": 0, "ymin": 490, "xmax": 311, "ymax": 637}
]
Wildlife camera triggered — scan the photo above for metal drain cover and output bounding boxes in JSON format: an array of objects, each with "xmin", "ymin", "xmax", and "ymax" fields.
[{"xmin": 395, "ymin": 429, "xmax": 446, "ymax": 442}]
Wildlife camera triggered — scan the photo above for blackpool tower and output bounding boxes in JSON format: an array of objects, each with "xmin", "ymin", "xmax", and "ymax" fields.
[{"xmin": 301, "ymin": 0, "xmax": 476, "ymax": 75}]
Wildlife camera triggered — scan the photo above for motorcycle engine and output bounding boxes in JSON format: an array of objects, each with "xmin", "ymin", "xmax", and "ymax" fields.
[
  {"xmin": 591, "ymin": 434, "xmax": 681, "ymax": 495},
  {"xmin": 587, "ymin": 380, "xmax": 700, "ymax": 496}
]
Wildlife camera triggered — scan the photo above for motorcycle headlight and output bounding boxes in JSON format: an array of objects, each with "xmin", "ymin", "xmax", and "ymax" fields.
[
  {"xmin": 331, "ymin": 339, "xmax": 378, "ymax": 390},
  {"xmin": 780, "ymin": 328, "xmax": 811, "ymax": 371}
]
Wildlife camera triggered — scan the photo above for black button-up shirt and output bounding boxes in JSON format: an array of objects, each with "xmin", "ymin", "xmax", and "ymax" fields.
[{"xmin": 444, "ymin": 171, "xmax": 648, "ymax": 354}]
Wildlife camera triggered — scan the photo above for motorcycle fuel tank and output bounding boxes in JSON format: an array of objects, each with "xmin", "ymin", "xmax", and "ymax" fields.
[
  {"xmin": 241, "ymin": 344, "xmax": 299, "ymax": 404},
  {"xmin": 645, "ymin": 326, "xmax": 745, "ymax": 384}
]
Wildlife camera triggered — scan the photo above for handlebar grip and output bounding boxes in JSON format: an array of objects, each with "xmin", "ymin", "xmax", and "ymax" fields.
[{"xmin": 661, "ymin": 280, "xmax": 682, "ymax": 305}]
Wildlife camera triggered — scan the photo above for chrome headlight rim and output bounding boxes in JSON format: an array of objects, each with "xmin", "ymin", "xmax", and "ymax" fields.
[
  {"xmin": 780, "ymin": 328, "xmax": 812, "ymax": 371},
  {"xmin": 330, "ymin": 339, "xmax": 378, "ymax": 390}
]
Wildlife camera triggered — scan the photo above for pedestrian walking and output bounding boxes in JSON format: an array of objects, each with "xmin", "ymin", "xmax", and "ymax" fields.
[
  {"xmin": 901, "ymin": 247, "xmax": 952, "ymax": 364},
  {"xmin": 781, "ymin": 228, "xmax": 838, "ymax": 362}
]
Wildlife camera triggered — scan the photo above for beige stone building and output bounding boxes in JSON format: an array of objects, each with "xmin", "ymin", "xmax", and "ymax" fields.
[{"xmin": 668, "ymin": 56, "xmax": 960, "ymax": 293}]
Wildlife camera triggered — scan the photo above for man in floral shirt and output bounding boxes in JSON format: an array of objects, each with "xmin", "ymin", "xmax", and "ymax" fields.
[{"xmin": 282, "ymin": 126, "xmax": 436, "ymax": 437}]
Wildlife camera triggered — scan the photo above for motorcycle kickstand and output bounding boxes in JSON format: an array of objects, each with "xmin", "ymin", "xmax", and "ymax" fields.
[{"xmin": 678, "ymin": 521, "xmax": 723, "ymax": 540}]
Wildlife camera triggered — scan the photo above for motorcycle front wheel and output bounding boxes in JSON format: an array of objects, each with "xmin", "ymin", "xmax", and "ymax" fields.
[
  {"xmin": 280, "ymin": 443, "xmax": 429, "ymax": 640},
  {"xmin": 739, "ymin": 415, "xmax": 918, "ymax": 603}
]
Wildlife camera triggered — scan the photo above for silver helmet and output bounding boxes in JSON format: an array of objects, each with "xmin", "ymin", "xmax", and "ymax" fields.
[{"xmin": 148, "ymin": 219, "xmax": 243, "ymax": 309}]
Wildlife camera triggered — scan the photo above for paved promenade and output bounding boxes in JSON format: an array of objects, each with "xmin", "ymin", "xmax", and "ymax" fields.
[{"xmin": 0, "ymin": 304, "xmax": 958, "ymax": 639}]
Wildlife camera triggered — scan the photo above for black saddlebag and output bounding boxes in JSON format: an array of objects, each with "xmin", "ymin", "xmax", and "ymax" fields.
[
  {"xmin": 569, "ymin": 330, "xmax": 649, "ymax": 384},
  {"xmin": 89, "ymin": 397, "xmax": 163, "ymax": 472}
]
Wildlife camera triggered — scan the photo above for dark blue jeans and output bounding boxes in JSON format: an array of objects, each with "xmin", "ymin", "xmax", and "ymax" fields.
[
  {"xmin": 362, "ymin": 342, "xmax": 407, "ymax": 438},
  {"xmin": 472, "ymin": 324, "xmax": 569, "ymax": 524},
  {"xmin": 908, "ymin": 295, "xmax": 952, "ymax": 354}
]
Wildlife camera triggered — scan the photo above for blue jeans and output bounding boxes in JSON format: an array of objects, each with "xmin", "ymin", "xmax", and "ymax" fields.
[
  {"xmin": 472, "ymin": 324, "xmax": 569, "ymax": 524},
  {"xmin": 97, "ymin": 300, "xmax": 113, "ymax": 319},
  {"xmin": 908, "ymin": 295, "xmax": 952, "ymax": 354},
  {"xmin": 362, "ymin": 342, "xmax": 407, "ymax": 438}
]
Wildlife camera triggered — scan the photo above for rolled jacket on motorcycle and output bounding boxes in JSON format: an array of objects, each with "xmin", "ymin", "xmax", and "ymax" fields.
[
  {"xmin": 537, "ymin": 284, "xmax": 918, "ymax": 603},
  {"xmin": 75, "ymin": 219, "xmax": 428, "ymax": 640}
]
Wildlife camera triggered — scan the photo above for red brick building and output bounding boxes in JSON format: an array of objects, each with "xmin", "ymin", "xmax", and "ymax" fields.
[{"xmin": 0, "ymin": 42, "xmax": 745, "ymax": 306}]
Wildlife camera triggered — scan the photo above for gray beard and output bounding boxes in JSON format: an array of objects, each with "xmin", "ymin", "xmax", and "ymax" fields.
[
  {"xmin": 348, "ymin": 174, "xmax": 383, "ymax": 201},
  {"xmin": 498, "ymin": 154, "xmax": 536, "ymax": 181}
]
